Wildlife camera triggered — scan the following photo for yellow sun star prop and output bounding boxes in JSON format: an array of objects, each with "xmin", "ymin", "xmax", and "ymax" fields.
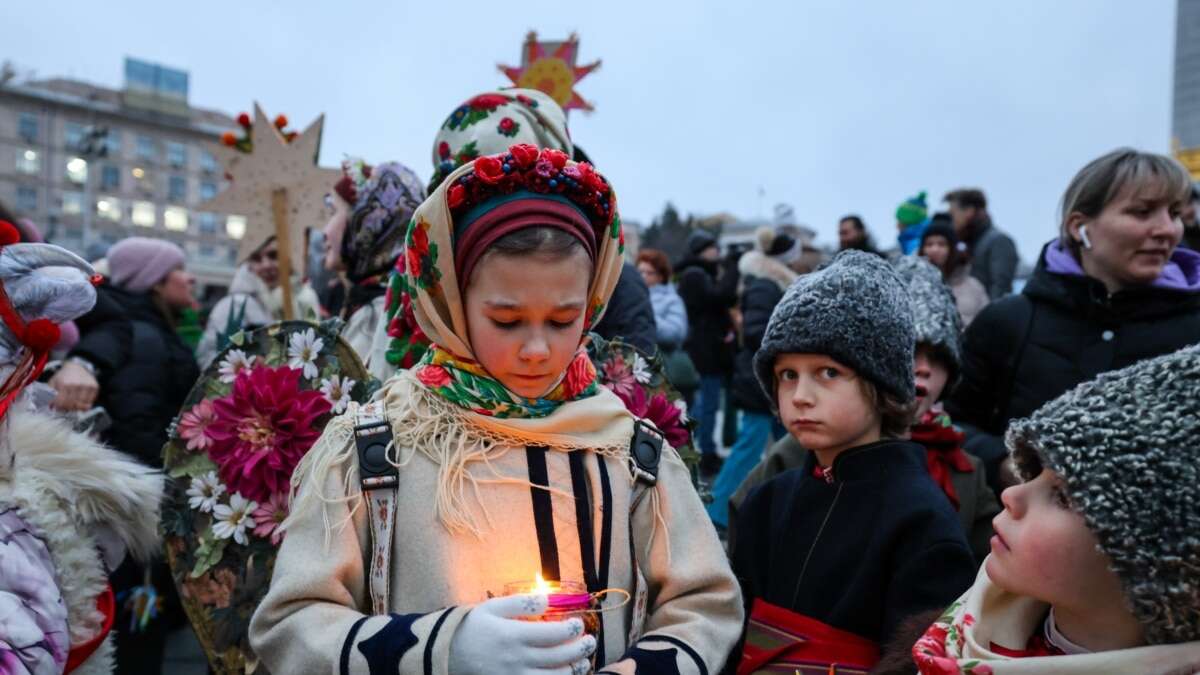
[
  {"xmin": 199, "ymin": 103, "xmax": 339, "ymax": 271},
  {"xmin": 499, "ymin": 31, "xmax": 601, "ymax": 112}
]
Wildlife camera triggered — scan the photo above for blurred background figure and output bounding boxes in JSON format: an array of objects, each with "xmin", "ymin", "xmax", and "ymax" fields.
[{"xmin": 919, "ymin": 214, "xmax": 990, "ymax": 325}]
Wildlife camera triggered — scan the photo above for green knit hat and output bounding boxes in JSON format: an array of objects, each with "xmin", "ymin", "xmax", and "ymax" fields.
[{"xmin": 896, "ymin": 191, "xmax": 928, "ymax": 226}]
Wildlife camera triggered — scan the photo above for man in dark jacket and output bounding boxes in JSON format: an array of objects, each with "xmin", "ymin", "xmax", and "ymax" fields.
[
  {"xmin": 676, "ymin": 230, "xmax": 739, "ymax": 474},
  {"xmin": 945, "ymin": 188, "xmax": 1019, "ymax": 299},
  {"xmin": 593, "ymin": 262, "xmax": 657, "ymax": 354},
  {"xmin": 1182, "ymin": 184, "xmax": 1200, "ymax": 252}
]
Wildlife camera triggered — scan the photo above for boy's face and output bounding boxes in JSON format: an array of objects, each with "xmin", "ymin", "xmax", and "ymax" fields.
[
  {"xmin": 465, "ymin": 250, "xmax": 590, "ymax": 399},
  {"xmin": 913, "ymin": 345, "xmax": 951, "ymax": 419},
  {"xmin": 987, "ymin": 469, "xmax": 1128, "ymax": 617},
  {"xmin": 774, "ymin": 353, "xmax": 881, "ymax": 457}
]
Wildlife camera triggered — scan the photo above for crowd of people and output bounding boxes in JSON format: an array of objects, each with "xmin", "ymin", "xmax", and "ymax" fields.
[{"xmin": 0, "ymin": 81, "xmax": 1198, "ymax": 675}]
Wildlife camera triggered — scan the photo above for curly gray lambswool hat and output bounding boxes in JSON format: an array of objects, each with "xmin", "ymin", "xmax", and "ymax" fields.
[
  {"xmin": 754, "ymin": 249, "xmax": 916, "ymax": 403},
  {"xmin": 1007, "ymin": 344, "xmax": 1200, "ymax": 645},
  {"xmin": 892, "ymin": 256, "xmax": 962, "ymax": 387}
]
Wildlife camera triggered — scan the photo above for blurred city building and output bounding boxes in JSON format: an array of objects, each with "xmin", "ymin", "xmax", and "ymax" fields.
[{"xmin": 1174, "ymin": 0, "xmax": 1200, "ymax": 177}]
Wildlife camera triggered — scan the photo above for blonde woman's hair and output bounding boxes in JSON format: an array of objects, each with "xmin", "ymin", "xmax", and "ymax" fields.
[{"xmin": 1058, "ymin": 148, "xmax": 1193, "ymax": 254}]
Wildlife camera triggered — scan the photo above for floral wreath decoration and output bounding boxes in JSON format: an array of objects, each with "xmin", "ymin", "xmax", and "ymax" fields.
[
  {"xmin": 220, "ymin": 111, "xmax": 298, "ymax": 154},
  {"xmin": 161, "ymin": 320, "xmax": 372, "ymax": 673}
]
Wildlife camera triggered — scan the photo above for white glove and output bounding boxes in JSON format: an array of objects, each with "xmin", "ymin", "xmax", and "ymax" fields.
[{"xmin": 449, "ymin": 594, "xmax": 596, "ymax": 675}]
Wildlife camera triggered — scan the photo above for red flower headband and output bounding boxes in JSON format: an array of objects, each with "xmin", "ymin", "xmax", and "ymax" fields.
[
  {"xmin": 0, "ymin": 220, "xmax": 99, "ymax": 420},
  {"xmin": 445, "ymin": 143, "xmax": 615, "ymax": 229}
]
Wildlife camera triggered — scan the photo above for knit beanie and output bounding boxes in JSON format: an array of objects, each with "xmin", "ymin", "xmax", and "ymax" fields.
[
  {"xmin": 896, "ymin": 191, "xmax": 929, "ymax": 226},
  {"xmin": 892, "ymin": 256, "xmax": 962, "ymax": 388},
  {"xmin": 919, "ymin": 218, "xmax": 958, "ymax": 253},
  {"xmin": 107, "ymin": 237, "xmax": 186, "ymax": 293},
  {"xmin": 687, "ymin": 230, "xmax": 718, "ymax": 257},
  {"xmin": 1007, "ymin": 345, "xmax": 1200, "ymax": 645},
  {"xmin": 754, "ymin": 249, "xmax": 916, "ymax": 404}
]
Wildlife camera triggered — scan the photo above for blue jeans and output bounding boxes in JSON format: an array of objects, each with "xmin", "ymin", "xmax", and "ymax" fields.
[
  {"xmin": 706, "ymin": 411, "xmax": 785, "ymax": 528},
  {"xmin": 694, "ymin": 375, "xmax": 723, "ymax": 457}
]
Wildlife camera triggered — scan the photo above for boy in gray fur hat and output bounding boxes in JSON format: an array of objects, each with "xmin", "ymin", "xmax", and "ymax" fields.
[
  {"xmin": 905, "ymin": 344, "xmax": 1200, "ymax": 673},
  {"xmin": 726, "ymin": 251, "xmax": 976, "ymax": 673}
]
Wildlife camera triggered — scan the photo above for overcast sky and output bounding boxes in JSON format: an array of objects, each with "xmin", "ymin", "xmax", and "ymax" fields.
[{"xmin": 8, "ymin": 1, "xmax": 1179, "ymax": 262}]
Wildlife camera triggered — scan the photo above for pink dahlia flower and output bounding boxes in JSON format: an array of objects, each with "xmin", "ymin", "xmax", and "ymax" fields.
[
  {"xmin": 206, "ymin": 365, "xmax": 331, "ymax": 502},
  {"xmin": 178, "ymin": 399, "xmax": 216, "ymax": 451},
  {"xmin": 251, "ymin": 492, "xmax": 289, "ymax": 545},
  {"xmin": 615, "ymin": 386, "xmax": 691, "ymax": 449}
]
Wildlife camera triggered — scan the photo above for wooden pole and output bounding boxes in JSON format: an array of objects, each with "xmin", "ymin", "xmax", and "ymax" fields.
[{"xmin": 271, "ymin": 188, "xmax": 296, "ymax": 321}]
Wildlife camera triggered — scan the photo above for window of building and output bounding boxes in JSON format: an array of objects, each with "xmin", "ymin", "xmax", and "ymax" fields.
[
  {"xmin": 15, "ymin": 186, "xmax": 37, "ymax": 213},
  {"xmin": 197, "ymin": 212, "xmax": 219, "ymax": 234},
  {"xmin": 96, "ymin": 196, "xmax": 122, "ymax": 222},
  {"xmin": 65, "ymin": 157, "xmax": 88, "ymax": 184},
  {"xmin": 15, "ymin": 149, "xmax": 40, "ymax": 175},
  {"xmin": 166, "ymin": 141, "xmax": 187, "ymax": 169},
  {"xmin": 168, "ymin": 175, "xmax": 187, "ymax": 202},
  {"xmin": 61, "ymin": 191, "xmax": 84, "ymax": 215},
  {"xmin": 200, "ymin": 243, "xmax": 216, "ymax": 259},
  {"xmin": 225, "ymin": 215, "xmax": 246, "ymax": 239},
  {"xmin": 199, "ymin": 181, "xmax": 217, "ymax": 201},
  {"xmin": 103, "ymin": 129, "xmax": 122, "ymax": 157},
  {"xmin": 200, "ymin": 150, "xmax": 219, "ymax": 173},
  {"xmin": 18, "ymin": 113, "xmax": 39, "ymax": 142},
  {"xmin": 164, "ymin": 206, "xmax": 188, "ymax": 231},
  {"xmin": 100, "ymin": 164, "xmax": 121, "ymax": 191},
  {"xmin": 131, "ymin": 201, "xmax": 156, "ymax": 227},
  {"xmin": 131, "ymin": 167, "xmax": 154, "ymax": 196},
  {"xmin": 64, "ymin": 123, "xmax": 86, "ymax": 151},
  {"xmin": 136, "ymin": 135, "xmax": 157, "ymax": 161}
]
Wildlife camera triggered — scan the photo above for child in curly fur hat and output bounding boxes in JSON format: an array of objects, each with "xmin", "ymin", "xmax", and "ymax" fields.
[{"xmin": 902, "ymin": 345, "xmax": 1200, "ymax": 674}]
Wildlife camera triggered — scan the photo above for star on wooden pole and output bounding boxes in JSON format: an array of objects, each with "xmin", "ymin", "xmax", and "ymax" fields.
[{"xmin": 199, "ymin": 103, "xmax": 339, "ymax": 319}]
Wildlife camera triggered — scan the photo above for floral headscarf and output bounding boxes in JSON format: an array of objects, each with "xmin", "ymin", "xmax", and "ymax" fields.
[
  {"xmin": 339, "ymin": 160, "xmax": 426, "ymax": 283},
  {"xmin": 404, "ymin": 143, "xmax": 624, "ymax": 418},
  {"xmin": 428, "ymin": 88, "xmax": 571, "ymax": 192}
]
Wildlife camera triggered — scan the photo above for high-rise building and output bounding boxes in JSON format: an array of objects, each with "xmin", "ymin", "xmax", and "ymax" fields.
[
  {"xmin": 1174, "ymin": 0, "xmax": 1200, "ymax": 177},
  {"xmin": 0, "ymin": 58, "xmax": 242, "ymax": 293}
]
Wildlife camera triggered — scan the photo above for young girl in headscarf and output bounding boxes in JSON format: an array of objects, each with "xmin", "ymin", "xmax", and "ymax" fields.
[
  {"xmin": 0, "ymin": 221, "xmax": 164, "ymax": 674},
  {"xmin": 251, "ymin": 145, "xmax": 742, "ymax": 674}
]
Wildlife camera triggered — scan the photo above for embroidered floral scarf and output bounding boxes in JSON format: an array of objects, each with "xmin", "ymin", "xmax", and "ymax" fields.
[{"xmin": 402, "ymin": 144, "xmax": 624, "ymax": 420}]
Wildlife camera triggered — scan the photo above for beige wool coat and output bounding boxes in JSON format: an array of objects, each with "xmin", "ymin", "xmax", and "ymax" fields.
[{"xmin": 249, "ymin": 393, "xmax": 743, "ymax": 674}]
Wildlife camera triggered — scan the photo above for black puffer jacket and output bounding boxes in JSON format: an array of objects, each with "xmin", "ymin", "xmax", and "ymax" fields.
[
  {"xmin": 676, "ymin": 255, "xmax": 739, "ymax": 374},
  {"xmin": 947, "ymin": 242, "xmax": 1200, "ymax": 479},
  {"xmin": 729, "ymin": 252, "xmax": 796, "ymax": 412},
  {"xmin": 593, "ymin": 262, "xmax": 657, "ymax": 354},
  {"xmin": 71, "ymin": 284, "xmax": 199, "ymax": 466}
]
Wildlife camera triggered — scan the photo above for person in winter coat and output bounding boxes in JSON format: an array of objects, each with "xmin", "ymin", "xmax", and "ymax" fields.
[
  {"xmin": 726, "ymin": 251, "xmax": 975, "ymax": 674},
  {"xmin": 896, "ymin": 191, "xmax": 930, "ymax": 256},
  {"xmin": 1180, "ymin": 183, "xmax": 1200, "ymax": 251},
  {"xmin": 250, "ymin": 146, "xmax": 743, "ymax": 675},
  {"xmin": 728, "ymin": 257, "xmax": 999, "ymax": 563},
  {"xmin": 947, "ymin": 148, "xmax": 1200, "ymax": 492},
  {"xmin": 676, "ymin": 230, "xmax": 739, "ymax": 474},
  {"xmin": 837, "ymin": 214, "xmax": 885, "ymax": 257},
  {"xmin": 897, "ymin": 346, "xmax": 1200, "ymax": 674},
  {"xmin": 944, "ymin": 188, "xmax": 1019, "ymax": 299},
  {"xmin": 592, "ymin": 262, "xmax": 657, "ymax": 354},
  {"xmin": 322, "ymin": 159, "xmax": 426, "ymax": 380},
  {"xmin": 705, "ymin": 227, "xmax": 796, "ymax": 529},
  {"xmin": 636, "ymin": 249, "xmax": 688, "ymax": 348},
  {"xmin": 0, "ymin": 223, "xmax": 165, "ymax": 675},
  {"xmin": 196, "ymin": 237, "xmax": 320, "ymax": 367},
  {"xmin": 919, "ymin": 216, "xmax": 989, "ymax": 326},
  {"xmin": 48, "ymin": 237, "xmax": 198, "ymax": 674}
]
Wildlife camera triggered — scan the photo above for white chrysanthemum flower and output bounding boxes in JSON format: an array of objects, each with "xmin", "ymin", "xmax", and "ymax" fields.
[
  {"xmin": 218, "ymin": 349, "xmax": 255, "ymax": 384},
  {"xmin": 632, "ymin": 354, "xmax": 653, "ymax": 385},
  {"xmin": 211, "ymin": 493, "xmax": 258, "ymax": 546},
  {"xmin": 186, "ymin": 471, "xmax": 226, "ymax": 513},
  {"xmin": 287, "ymin": 328, "xmax": 325, "ymax": 380},
  {"xmin": 674, "ymin": 398, "xmax": 689, "ymax": 424},
  {"xmin": 320, "ymin": 375, "xmax": 356, "ymax": 414}
]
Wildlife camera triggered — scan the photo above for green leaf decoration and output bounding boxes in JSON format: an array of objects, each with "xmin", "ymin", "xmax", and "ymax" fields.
[
  {"xmin": 168, "ymin": 451, "xmax": 218, "ymax": 479},
  {"xmin": 190, "ymin": 533, "xmax": 229, "ymax": 578}
]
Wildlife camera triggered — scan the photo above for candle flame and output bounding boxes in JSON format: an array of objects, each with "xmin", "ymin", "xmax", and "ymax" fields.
[{"xmin": 533, "ymin": 573, "xmax": 553, "ymax": 595}]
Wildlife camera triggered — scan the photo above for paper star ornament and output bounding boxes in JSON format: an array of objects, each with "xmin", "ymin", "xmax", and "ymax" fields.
[
  {"xmin": 199, "ymin": 103, "xmax": 339, "ymax": 270},
  {"xmin": 499, "ymin": 31, "xmax": 600, "ymax": 112}
]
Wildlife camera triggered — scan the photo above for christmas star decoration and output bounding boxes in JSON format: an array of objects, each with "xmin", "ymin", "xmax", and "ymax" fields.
[
  {"xmin": 199, "ymin": 103, "xmax": 339, "ymax": 270},
  {"xmin": 499, "ymin": 31, "xmax": 601, "ymax": 112}
]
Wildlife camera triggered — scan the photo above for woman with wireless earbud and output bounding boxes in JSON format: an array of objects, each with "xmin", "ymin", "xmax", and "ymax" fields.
[{"xmin": 945, "ymin": 148, "xmax": 1200, "ymax": 494}]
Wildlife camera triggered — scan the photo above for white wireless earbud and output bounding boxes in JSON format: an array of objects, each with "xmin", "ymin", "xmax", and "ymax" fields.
[{"xmin": 1079, "ymin": 225, "xmax": 1093, "ymax": 250}]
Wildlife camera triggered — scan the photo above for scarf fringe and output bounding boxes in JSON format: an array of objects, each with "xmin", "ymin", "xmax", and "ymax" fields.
[{"xmin": 286, "ymin": 371, "xmax": 637, "ymax": 546}]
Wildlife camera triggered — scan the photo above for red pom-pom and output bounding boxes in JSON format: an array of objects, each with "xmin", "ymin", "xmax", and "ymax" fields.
[
  {"xmin": 274, "ymin": 114, "xmax": 288, "ymax": 129},
  {"xmin": 221, "ymin": 131, "xmax": 238, "ymax": 147},
  {"xmin": 0, "ymin": 221, "xmax": 19, "ymax": 247},
  {"xmin": 89, "ymin": 274, "xmax": 104, "ymax": 287},
  {"xmin": 236, "ymin": 112, "xmax": 251, "ymax": 128},
  {"xmin": 22, "ymin": 319, "xmax": 60, "ymax": 353}
]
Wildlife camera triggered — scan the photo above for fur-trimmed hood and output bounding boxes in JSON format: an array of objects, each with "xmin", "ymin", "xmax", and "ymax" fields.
[
  {"xmin": 0, "ymin": 410, "xmax": 163, "ymax": 672},
  {"xmin": 738, "ymin": 249, "xmax": 798, "ymax": 292}
]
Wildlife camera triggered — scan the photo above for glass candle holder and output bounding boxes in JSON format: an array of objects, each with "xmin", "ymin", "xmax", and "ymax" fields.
[{"xmin": 503, "ymin": 579, "xmax": 599, "ymax": 638}]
